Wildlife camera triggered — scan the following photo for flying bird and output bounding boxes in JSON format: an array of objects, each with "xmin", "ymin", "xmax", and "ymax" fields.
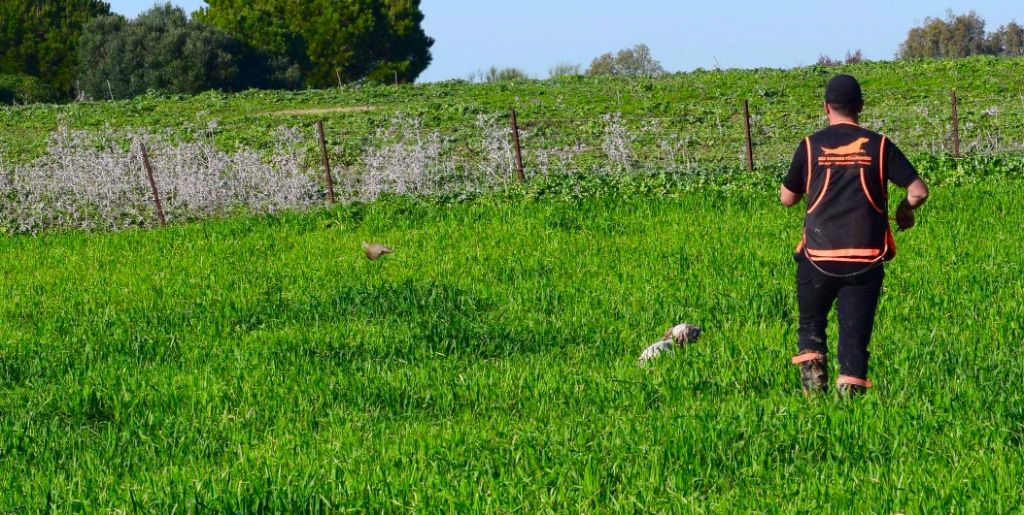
[{"xmin": 362, "ymin": 242, "xmax": 393, "ymax": 261}]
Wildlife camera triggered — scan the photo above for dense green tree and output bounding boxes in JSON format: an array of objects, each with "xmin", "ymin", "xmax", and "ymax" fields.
[
  {"xmin": 77, "ymin": 4, "xmax": 301, "ymax": 100},
  {"xmin": 196, "ymin": 0, "xmax": 434, "ymax": 86},
  {"xmin": 0, "ymin": 0, "xmax": 111, "ymax": 95}
]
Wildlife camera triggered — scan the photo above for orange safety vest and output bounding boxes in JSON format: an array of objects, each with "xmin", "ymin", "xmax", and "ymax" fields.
[{"xmin": 796, "ymin": 128, "xmax": 896, "ymax": 276}]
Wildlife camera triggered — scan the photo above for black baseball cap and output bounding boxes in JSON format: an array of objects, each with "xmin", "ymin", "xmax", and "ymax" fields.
[{"xmin": 825, "ymin": 75, "xmax": 863, "ymax": 105}]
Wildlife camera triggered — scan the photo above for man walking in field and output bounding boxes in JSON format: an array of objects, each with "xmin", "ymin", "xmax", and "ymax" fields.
[{"xmin": 780, "ymin": 75, "xmax": 929, "ymax": 396}]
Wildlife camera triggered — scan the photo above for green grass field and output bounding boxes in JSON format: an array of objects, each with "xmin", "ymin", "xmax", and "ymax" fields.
[
  {"xmin": 2, "ymin": 178, "xmax": 1023, "ymax": 512},
  {"xmin": 2, "ymin": 56, "xmax": 1024, "ymax": 512}
]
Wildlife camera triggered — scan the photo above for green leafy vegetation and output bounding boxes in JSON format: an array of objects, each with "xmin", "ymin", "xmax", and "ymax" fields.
[
  {"xmin": 1, "ymin": 50, "xmax": 1024, "ymax": 512},
  {"xmin": 0, "ymin": 73, "xmax": 58, "ymax": 105},
  {"xmin": 3, "ymin": 56, "xmax": 1023, "ymax": 236},
  {"xmin": 2, "ymin": 56, "xmax": 1022, "ymax": 168},
  {"xmin": 0, "ymin": 180, "xmax": 1022, "ymax": 511}
]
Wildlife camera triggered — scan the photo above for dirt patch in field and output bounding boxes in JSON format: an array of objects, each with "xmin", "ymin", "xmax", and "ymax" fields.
[{"xmin": 269, "ymin": 105, "xmax": 376, "ymax": 116}]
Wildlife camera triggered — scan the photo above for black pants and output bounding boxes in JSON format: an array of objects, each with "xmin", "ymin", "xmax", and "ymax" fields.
[{"xmin": 796, "ymin": 258, "xmax": 884, "ymax": 380}]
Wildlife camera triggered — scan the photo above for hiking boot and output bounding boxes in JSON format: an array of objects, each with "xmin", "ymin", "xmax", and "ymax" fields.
[
  {"xmin": 837, "ymin": 383, "xmax": 868, "ymax": 397},
  {"xmin": 837, "ymin": 376, "xmax": 873, "ymax": 398},
  {"xmin": 791, "ymin": 351, "xmax": 828, "ymax": 394}
]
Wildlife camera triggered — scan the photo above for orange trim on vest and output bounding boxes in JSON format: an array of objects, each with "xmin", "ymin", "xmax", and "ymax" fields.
[
  {"xmin": 805, "ymin": 137, "xmax": 813, "ymax": 194},
  {"xmin": 806, "ymin": 168, "xmax": 831, "ymax": 214},
  {"xmin": 806, "ymin": 248, "xmax": 884, "ymax": 258},
  {"xmin": 879, "ymin": 136, "xmax": 888, "ymax": 196},
  {"xmin": 885, "ymin": 227, "xmax": 897, "ymax": 260},
  {"xmin": 806, "ymin": 256, "xmax": 883, "ymax": 263},
  {"xmin": 837, "ymin": 375, "xmax": 873, "ymax": 388},
  {"xmin": 792, "ymin": 352, "xmax": 826, "ymax": 364},
  {"xmin": 860, "ymin": 167, "xmax": 884, "ymax": 214}
]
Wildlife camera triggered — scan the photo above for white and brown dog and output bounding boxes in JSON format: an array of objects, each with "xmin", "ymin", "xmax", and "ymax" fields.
[{"xmin": 638, "ymin": 323, "xmax": 702, "ymax": 364}]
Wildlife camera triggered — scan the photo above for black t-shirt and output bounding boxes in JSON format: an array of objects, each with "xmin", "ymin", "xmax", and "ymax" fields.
[{"xmin": 783, "ymin": 124, "xmax": 919, "ymax": 195}]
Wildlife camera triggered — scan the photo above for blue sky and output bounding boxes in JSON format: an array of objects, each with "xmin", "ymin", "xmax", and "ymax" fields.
[{"xmin": 109, "ymin": 1, "xmax": 1021, "ymax": 83}]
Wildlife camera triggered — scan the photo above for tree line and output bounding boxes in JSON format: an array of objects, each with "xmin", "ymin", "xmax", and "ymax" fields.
[
  {"xmin": 1, "ymin": 0, "xmax": 433, "ymax": 103},
  {"xmin": 471, "ymin": 44, "xmax": 666, "ymax": 83},
  {"xmin": 474, "ymin": 12, "xmax": 1024, "ymax": 84},
  {"xmin": 1, "ymin": 4, "xmax": 1022, "ymax": 104},
  {"xmin": 900, "ymin": 11, "xmax": 1023, "ymax": 59}
]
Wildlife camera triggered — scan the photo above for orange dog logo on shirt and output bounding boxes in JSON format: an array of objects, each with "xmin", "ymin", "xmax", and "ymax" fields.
[{"xmin": 821, "ymin": 137, "xmax": 870, "ymax": 156}]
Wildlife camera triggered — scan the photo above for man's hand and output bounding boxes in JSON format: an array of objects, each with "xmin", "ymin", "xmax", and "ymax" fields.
[
  {"xmin": 895, "ymin": 198, "xmax": 915, "ymax": 231},
  {"xmin": 780, "ymin": 184, "xmax": 802, "ymax": 207},
  {"xmin": 895, "ymin": 178, "xmax": 929, "ymax": 231}
]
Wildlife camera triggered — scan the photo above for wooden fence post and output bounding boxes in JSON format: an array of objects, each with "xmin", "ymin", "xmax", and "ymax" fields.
[
  {"xmin": 510, "ymin": 109, "xmax": 525, "ymax": 182},
  {"xmin": 950, "ymin": 90, "xmax": 961, "ymax": 159},
  {"xmin": 139, "ymin": 142, "xmax": 166, "ymax": 227},
  {"xmin": 743, "ymin": 99, "xmax": 755, "ymax": 172},
  {"xmin": 316, "ymin": 120, "xmax": 337, "ymax": 204}
]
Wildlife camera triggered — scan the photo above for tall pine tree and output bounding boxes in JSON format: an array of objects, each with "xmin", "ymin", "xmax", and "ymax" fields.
[{"xmin": 0, "ymin": 0, "xmax": 111, "ymax": 95}]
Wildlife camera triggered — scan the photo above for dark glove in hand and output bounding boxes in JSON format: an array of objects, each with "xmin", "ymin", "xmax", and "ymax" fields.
[{"xmin": 895, "ymin": 200, "xmax": 915, "ymax": 231}]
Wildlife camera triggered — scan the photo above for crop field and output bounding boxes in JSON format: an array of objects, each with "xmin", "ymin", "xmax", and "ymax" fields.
[
  {"xmin": 2, "ymin": 56, "xmax": 1024, "ymax": 169},
  {"xmin": 2, "ymin": 180, "xmax": 1024, "ymax": 512},
  {"xmin": 3, "ymin": 57, "xmax": 1024, "ymax": 235},
  {"xmin": 1, "ymin": 58, "xmax": 1024, "ymax": 512}
]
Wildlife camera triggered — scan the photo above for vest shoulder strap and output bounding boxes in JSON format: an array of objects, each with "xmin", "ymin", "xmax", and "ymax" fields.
[
  {"xmin": 804, "ymin": 136, "xmax": 813, "ymax": 193},
  {"xmin": 879, "ymin": 135, "xmax": 887, "ymax": 188}
]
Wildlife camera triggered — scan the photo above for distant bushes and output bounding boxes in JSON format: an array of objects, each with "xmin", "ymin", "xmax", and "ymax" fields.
[
  {"xmin": 0, "ymin": 125, "xmax": 320, "ymax": 233},
  {"xmin": 475, "ymin": 49, "xmax": 659, "ymax": 84},
  {"xmin": 0, "ymin": 73, "xmax": 58, "ymax": 105},
  {"xmin": 469, "ymin": 67, "xmax": 532, "ymax": 83},
  {"xmin": 5, "ymin": 113, "xmax": 1018, "ymax": 233},
  {"xmin": 548, "ymin": 62, "xmax": 582, "ymax": 79},
  {"xmin": 817, "ymin": 50, "xmax": 866, "ymax": 67},
  {"xmin": 587, "ymin": 44, "xmax": 665, "ymax": 77},
  {"xmin": 900, "ymin": 11, "xmax": 1024, "ymax": 59},
  {"xmin": 77, "ymin": 4, "xmax": 301, "ymax": 101},
  {"xmin": 468, "ymin": 63, "xmax": 583, "ymax": 83},
  {"xmin": 506, "ymin": 44, "xmax": 666, "ymax": 82},
  {"xmin": 0, "ymin": 114, "xmax": 524, "ymax": 232}
]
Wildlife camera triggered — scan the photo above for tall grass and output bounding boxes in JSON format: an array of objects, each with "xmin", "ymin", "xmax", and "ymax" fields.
[{"xmin": 1, "ymin": 180, "xmax": 1022, "ymax": 512}]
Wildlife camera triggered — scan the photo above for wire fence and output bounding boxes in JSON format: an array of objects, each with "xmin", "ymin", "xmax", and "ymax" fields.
[
  {"xmin": 2, "ymin": 88, "xmax": 1023, "ymax": 233},
  {"xmin": 300, "ymin": 88, "xmax": 1024, "ymax": 181}
]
